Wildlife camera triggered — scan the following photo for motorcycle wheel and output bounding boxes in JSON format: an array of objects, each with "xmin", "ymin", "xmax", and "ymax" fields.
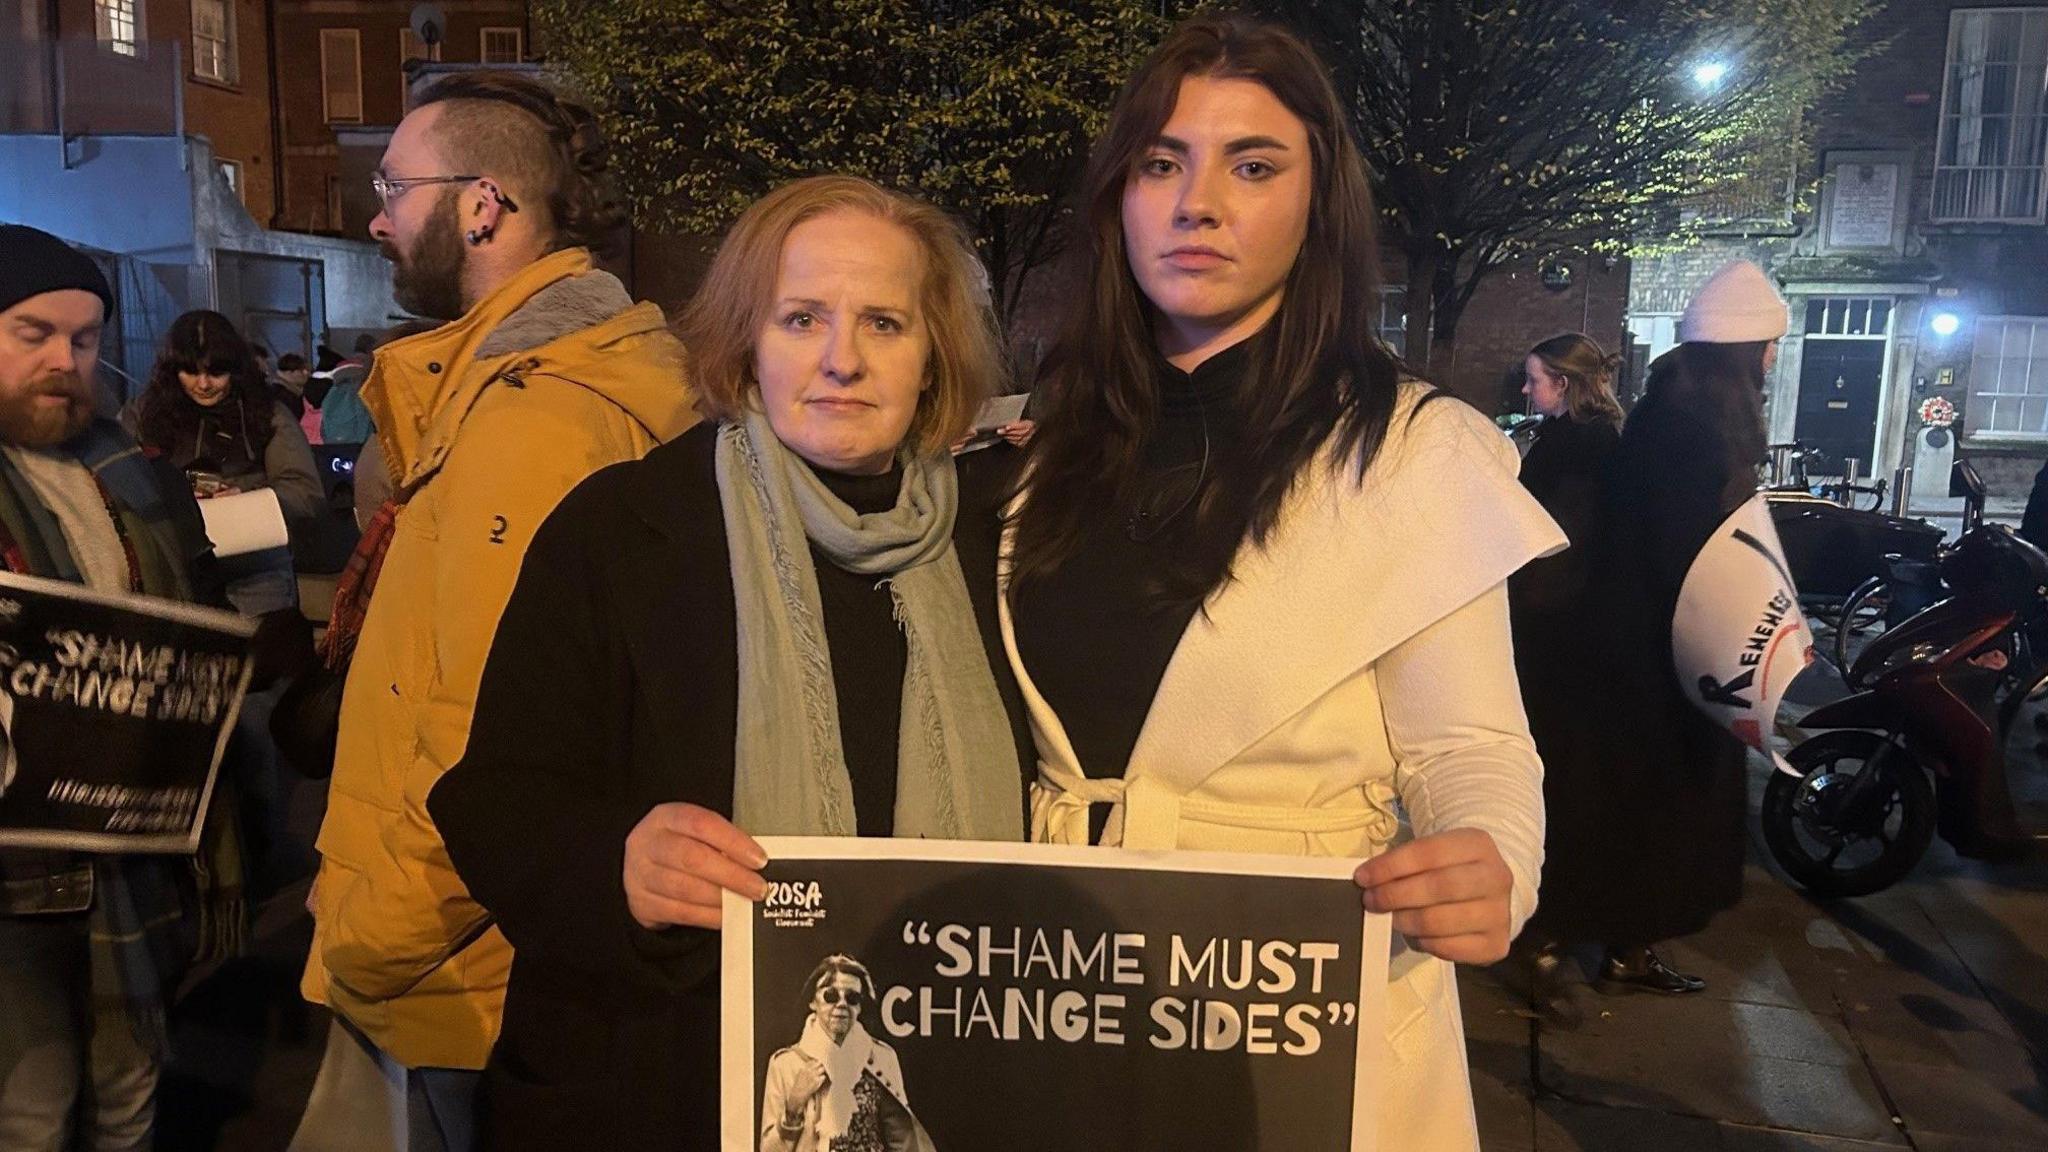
[
  {"xmin": 1761, "ymin": 730, "xmax": 1936, "ymax": 898},
  {"xmin": 1832, "ymin": 578, "xmax": 1890, "ymax": 677}
]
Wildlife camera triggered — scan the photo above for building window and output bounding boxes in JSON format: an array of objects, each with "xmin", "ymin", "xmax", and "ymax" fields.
[
  {"xmin": 1376, "ymin": 285, "xmax": 1407, "ymax": 354},
  {"xmin": 399, "ymin": 28, "xmax": 442, "ymax": 109},
  {"xmin": 1966, "ymin": 317, "xmax": 2048, "ymax": 439},
  {"xmin": 191, "ymin": 0, "xmax": 236, "ymax": 84},
  {"xmin": 1802, "ymin": 297, "xmax": 1893, "ymax": 339},
  {"xmin": 94, "ymin": 0, "xmax": 141, "ymax": 58},
  {"xmin": 217, "ymin": 159, "xmax": 242, "ymax": 203},
  {"xmin": 1935, "ymin": 8, "xmax": 2048, "ymax": 223},
  {"xmin": 480, "ymin": 27, "xmax": 524, "ymax": 64},
  {"xmin": 321, "ymin": 29, "xmax": 363, "ymax": 124}
]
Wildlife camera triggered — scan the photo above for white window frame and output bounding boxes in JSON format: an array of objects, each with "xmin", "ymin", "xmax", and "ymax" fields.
[
  {"xmin": 321, "ymin": 29, "xmax": 364, "ymax": 124},
  {"xmin": 1375, "ymin": 284, "xmax": 1407, "ymax": 354},
  {"xmin": 479, "ymin": 27, "xmax": 524, "ymax": 64},
  {"xmin": 191, "ymin": 0, "xmax": 237, "ymax": 84},
  {"xmin": 1965, "ymin": 316, "xmax": 2048, "ymax": 441},
  {"xmin": 1933, "ymin": 7, "xmax": 2048, "ymax": 223},
  {"xmin": 94, "ymin": 0, "xmax": 141, "ymax": 58}
]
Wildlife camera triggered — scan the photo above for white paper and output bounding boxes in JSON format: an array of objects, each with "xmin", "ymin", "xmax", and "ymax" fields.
[
  {"xmin": 972, "ymin": 393, "xmax": 1029, "ymax": 432},
  {"xmin": 197, "ymin": 488, "xmax": 289, "ymax": 558},
  {"xmin": 1672, "ymin": 495, "xmax": 1815, "ymax": 773}
]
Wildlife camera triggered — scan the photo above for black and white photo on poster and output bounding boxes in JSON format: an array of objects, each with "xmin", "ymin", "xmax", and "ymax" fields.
[
  {"xmin": 723, "ymin": 838, "xmax": 1390, "ymax": 1152},
  {"xmin": 0, "ymin": 570, "xmax": 255, "ymax": 854}
]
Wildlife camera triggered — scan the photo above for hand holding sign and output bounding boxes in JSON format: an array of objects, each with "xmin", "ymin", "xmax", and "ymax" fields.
[
  {"xmin": 1353, "ymin": 827, "xmax": 1514, "ymax": 964},
  {"xmin": 623, "ymin": 802, "xmax": 768, "ymax": 930}
]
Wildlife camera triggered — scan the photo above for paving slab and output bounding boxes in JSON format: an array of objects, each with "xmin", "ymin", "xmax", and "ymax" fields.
[
  {"xmin": 1867, "ymin": 1058, "xmax": 2048, "ymax": 1146},
  {"xmin": 1535, "ymin": 993, "xmax": 1904, "ymax": 1143}
]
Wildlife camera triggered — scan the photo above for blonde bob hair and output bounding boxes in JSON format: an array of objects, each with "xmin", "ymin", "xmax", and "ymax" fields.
[{"xmin": 677, "ymin": 175, "xmax": 1003, "ymax": 456}]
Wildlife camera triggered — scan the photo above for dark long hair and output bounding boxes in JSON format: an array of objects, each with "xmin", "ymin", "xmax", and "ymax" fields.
[
  {"xmin": 138, "ymin": 310, "xmax": 275, "ymax": 460},
  {"xmin": 1638, "ymin": 340, "xmax": 1771, "ymax": 509},
  {"xmin": 1008, "ymin": 13, "xmax": 1408, "ymax": 608}
]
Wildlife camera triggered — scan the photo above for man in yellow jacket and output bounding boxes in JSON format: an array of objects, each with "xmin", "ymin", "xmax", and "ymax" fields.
[{"xmin": 297, "ymin": 72, "xmax": 696, "ymax": 1152}]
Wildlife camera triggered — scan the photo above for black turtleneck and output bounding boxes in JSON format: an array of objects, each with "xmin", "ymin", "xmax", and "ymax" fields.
[
  {"xmin": 811, "ymin": 463, "xmax": 909, "ymax": 837},
  {"xmin": 1010, "ymin": 338, "xmax": 1252, "ymax": 791}
]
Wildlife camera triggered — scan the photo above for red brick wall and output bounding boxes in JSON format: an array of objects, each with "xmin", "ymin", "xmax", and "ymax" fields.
[
  {"xmin": 50, "ymin": 0, "xmax": 279, "ymax": 222},
  {"xmin": 1429, "ymin": 254, "xmax": 1632, "ymax": 416},
  {"xmin": 274, "ymin": 1, "xmax": 528, "ymax": 235}
]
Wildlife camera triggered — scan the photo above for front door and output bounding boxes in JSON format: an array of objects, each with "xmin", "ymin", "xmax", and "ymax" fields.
[{"xmin": 1795, "ymin": 338, "xmax": 1885, "ymax": 477}]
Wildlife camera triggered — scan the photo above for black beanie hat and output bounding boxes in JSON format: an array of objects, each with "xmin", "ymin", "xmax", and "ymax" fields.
[{"xmin": 0, "ymin": 225, "xmax": 116, "ymax": 320}]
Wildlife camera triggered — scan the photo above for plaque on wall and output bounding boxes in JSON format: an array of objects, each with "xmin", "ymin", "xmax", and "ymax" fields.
[{"xmin": 1826, "ymin": 163, "xmax": 1901, "ymax": 249}]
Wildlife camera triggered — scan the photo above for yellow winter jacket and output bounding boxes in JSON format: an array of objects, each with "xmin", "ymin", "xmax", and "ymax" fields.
[{"xmin": 302, "ymin": 249, "xmax": 698, "ymax": 1070}]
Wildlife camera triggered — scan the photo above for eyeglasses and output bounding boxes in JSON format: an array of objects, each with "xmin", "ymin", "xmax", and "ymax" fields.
[
  {"xmin": 818, "ymin": 988, "xmax": 864, "ymax": 1007},
  {"xmin": 369, "ymin": 174, "xmax": 480, "ymax": 210}
]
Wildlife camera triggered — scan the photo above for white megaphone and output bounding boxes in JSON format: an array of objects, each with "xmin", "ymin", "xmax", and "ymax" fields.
[{"xmin": 1672, "ymin": 495, "xmax": 1815, "ymax": 774}]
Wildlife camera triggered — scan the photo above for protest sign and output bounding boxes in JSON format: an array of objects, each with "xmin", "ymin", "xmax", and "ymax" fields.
[
  {"xmin": 724, "ymin": 838, "xmax": 1388, "ymax": 1152},
  {"xmin": 1673, "ymin": 495, "xmax": 1815, "ymax": 772},
  {"xmin": 0, "ymin": 571, "xmax": 255, "ymax": 853}
]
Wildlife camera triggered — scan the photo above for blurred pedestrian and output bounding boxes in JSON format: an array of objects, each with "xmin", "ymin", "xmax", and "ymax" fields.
[
  {"xmin": 1543, "ymin": 261, "xmax": 1787, "ymax": 996},
  {"xmin": 1502, "ymin": 333, "xmax": 1624, "ymax": 1016}
]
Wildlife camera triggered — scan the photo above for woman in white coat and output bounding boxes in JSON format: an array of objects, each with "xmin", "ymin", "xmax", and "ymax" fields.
[{"xmin": 1001, "ymin": 15, "xmax": 1564, "ymax": 1148}]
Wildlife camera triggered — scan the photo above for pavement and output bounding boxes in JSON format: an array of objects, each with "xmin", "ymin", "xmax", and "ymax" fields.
[
  {"xmin": 149, "ymin": 598, "xmax": 2048, "ymax": 1151},
  {"xmin": 1467, "ymin": 664, "xmax": 2048, "ymax": 1152}
]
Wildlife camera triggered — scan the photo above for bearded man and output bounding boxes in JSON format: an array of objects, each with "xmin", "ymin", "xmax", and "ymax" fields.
[
  {"xmin": 295, "ymin": 70, "xmax": 697, "ymax": 1152},
  {"xmin": 0, "ymin": 224, "xmax": 230, "ymax": 1152}
]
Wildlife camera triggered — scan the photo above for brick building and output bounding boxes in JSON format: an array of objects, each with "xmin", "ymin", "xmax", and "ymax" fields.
[
  {"xmin": 4, "ymin": 0, "xmax": 280, "ymax": 217},
  {"xmin": 2, "ymin": 0, "xmax": 402, "ymax": 384},
  {"xmin": 1629, "ymin": 0, "xmax": 2048, "ymax": 526},
  {"xmin": 274, "ymin": 0, "xmax": 530, "ymax": 237}
]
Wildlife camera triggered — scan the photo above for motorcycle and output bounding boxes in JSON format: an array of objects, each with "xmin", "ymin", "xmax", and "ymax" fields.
[{"xmin": 1760, "ymin": 461, "xmax": 2048, "ymax": 897}]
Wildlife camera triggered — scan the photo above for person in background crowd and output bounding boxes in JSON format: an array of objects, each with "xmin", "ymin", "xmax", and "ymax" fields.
[
  {"xmin": 428, "ymin": 173, "xmax": 1031, "ymax": 1152},
  {"xmin": 1502, "ymin": 333, "xmax": 1627, "ymax": 1021},
  {"xmin": 131, "ymin": 310, "xmax": 322, "ymax": 614},
  {"xmin": 1566, "ymin": 261, "xmax": 1788, "ymax": 997},
  {"xmin": 131, "ymin": 310, "xmax": 322, "ymax": 901},
  {"xmin": 318, "ymin": 338, "xmax": 376, "ymax": 448},
  {"xmin": 294, "ymin": 69, "xmax": 696, "ymax": 1152},
  {"xmin": 1008, "ymin": 16, "xmax": 1558, "ymax": 1149},
  {"xmin": 0, "ymin": 223, "xmax": 241, "ymax": 1152}
]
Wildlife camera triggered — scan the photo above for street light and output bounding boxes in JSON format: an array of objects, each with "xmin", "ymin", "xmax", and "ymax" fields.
[
  {"xmin": 1931, "ymin": 311, "xmax": 1963, "ymax": 338},
  {"xmin": 1692, "ymin": 61, "xmax": 1730, "ymax": 90}
]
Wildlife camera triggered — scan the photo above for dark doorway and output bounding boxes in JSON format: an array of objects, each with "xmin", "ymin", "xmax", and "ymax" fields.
[{"xmin": 1794, "ymin": 339, "xmax": 1885, "ymax": 477}]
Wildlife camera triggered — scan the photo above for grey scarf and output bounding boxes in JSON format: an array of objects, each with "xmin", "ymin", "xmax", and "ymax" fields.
[{"xmin": 716, "ymin": 407, "xmax": 1022, "ymax": 841}]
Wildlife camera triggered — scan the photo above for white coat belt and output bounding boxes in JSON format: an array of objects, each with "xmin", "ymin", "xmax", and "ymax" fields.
[{"xmin": 1031, "ymin": 764, "xmax": 1402, "ymax": 852}]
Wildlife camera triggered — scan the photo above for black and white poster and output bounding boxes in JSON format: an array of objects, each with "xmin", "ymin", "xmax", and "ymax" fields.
[
  {"xmin": 723, "ymin": 838, "xmax": 1389, "ymax": 1152},
  {"xmin": 0, "ymin": 571, "xmax": 255, "ymax": 854}
]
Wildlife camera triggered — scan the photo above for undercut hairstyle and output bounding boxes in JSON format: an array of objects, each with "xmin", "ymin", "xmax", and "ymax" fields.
[
  {"xmin": 1009, "ymin": 13, "xmax": 1417, "ymax": 610},
  {"xmin": 678, "ymin": 174, "xmax": 1001, "ymax": 456},
  {"xmin": 413, "ymin": 71, "xmax": 626, "ymax": 254},
  {"xmin": 1527, "ymin": 332, "xmax": 1624, "ymax": 428}
]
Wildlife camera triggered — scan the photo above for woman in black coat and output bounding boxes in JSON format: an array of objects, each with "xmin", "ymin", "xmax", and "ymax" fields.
[
  {"xmin": 1528, "ymin": 262, "xmax": 1788, "ymax": 997},
  {"xmin": 426, "ymin": 176, "xmax": 1034, "ymax": 1152}
]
